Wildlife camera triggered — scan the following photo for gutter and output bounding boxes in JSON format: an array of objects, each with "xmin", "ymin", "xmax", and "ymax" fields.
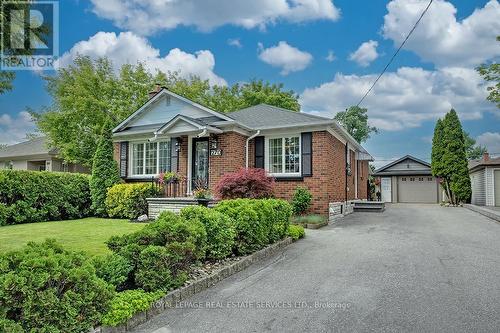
[{"xmin": 246, "ymin": 130, "xmax": 261, "ymax": 168}]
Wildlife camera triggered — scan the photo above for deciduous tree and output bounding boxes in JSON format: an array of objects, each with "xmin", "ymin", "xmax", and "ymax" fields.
[{"xmin": 334, "ymin": 106, "xmax": 378, "ymax": 143}]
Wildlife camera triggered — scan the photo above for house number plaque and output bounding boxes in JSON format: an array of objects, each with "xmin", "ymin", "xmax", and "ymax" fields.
[{"xmin": 210, "ymin": 149, "xmax": 222, "ymax": 156}]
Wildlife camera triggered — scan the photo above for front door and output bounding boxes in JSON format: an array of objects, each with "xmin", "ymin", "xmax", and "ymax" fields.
[
  {"xmin": 381, "ymin": 177, "xmax": 392, "ymax": 203},
  {"xmin": 192, "ymin": 138, "xmax": 209, "ymax": 190}
]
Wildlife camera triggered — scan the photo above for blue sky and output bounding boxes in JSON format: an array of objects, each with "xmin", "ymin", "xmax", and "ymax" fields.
[{"xmin": 1, "ymin": 0, "xmax": 499, "ymax": 166}]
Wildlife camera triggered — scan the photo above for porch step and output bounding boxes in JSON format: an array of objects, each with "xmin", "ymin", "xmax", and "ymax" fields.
[
  {"xmin": 147, "ymin": 197, "xmax": 216, "ymax": 219},
  {"xmin": 353, "ymin": 201, "xmax": 385, "ymax": 212}
]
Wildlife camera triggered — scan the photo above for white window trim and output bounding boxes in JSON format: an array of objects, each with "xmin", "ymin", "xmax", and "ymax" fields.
[
  {"xmin": 264, "ymin": 134, "xmax": 301, "ymax": 177},
  {"xmin": 129, "ymin": 139, "xmax": 171, "ymax": 178}
]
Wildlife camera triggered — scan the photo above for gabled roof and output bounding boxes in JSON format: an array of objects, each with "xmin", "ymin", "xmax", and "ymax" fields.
[
  {"xmin": 373, "ymin": 155, "xmax": 431, "ymax": 176},
  {"xmin": 229, "ymin": 104, "xmax": 332, "ymax": 129},
  {"xmin": 155, "ymin": 115, "xmax": 222, "ymax": 136},
  {"xmin": 0, "ymin": 137, "xmax": 57, "ymax": 159},
  {"xmin": 469, "ymin": 156, "xmax": 500, "ymax": 171},
  {"xmin": 113, "ymin": 88, "xmax": 234, "ymax": 133}
]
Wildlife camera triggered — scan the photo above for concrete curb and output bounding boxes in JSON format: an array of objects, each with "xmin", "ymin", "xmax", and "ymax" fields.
[
  {"xmin": 464, "ymin": 204, "xmax": 500, "ymax": 223},
  {"xmin": 95, "ymin": 237, "xmax": 294, "ymax": 333}
]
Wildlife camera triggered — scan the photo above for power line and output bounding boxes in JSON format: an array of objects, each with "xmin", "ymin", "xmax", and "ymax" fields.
[{"xmin": 355, "ymin": 0, "xmax": 434, "ymax": 107}]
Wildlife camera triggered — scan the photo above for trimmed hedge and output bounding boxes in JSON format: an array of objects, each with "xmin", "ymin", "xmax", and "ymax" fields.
[
  {"xmin": 0, "ymin": 170, "xmax": 92, "ymax": 225},
  {"xmin": 215, "ymin": 199, "xmax": 292, "ymax": 255},
  {"xmin": 106, "ymin": 183, "xmax": 159, "ymax": 219},
  {"xmin": 0, "ymin": 239, "xmax": 114, "ymax": 332},
  {"xmin": 180, "ymin": 206, "xmax": 235, "ymax": 260}
]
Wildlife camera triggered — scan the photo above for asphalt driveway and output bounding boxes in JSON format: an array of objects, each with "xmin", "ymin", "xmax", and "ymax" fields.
[{"xmin": 133, "ymin": 204, "xmax": 500, "ymax": 333}]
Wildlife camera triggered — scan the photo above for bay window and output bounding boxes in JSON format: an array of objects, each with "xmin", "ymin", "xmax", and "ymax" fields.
[
  {"xmin": 131, "ymin": 140, "xmax": 171, "ymax": 176},
  {"xmin": 267, "ymin": 135, "xmax": 301, "ymax": 176}
]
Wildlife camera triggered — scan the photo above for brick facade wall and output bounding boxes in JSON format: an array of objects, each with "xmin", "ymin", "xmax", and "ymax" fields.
[
  {"xmin": 208, "ymin": 132, "xmax": 247, "ymax": 189},
  {"xmin": 114, "ymin": 130, "xmax": 369, "ymax": 215}
]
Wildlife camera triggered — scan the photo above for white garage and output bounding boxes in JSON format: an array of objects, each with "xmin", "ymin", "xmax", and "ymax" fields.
[
  {"xmin": 374, "ymin": 155, "xmax": 441, "ymax": 204},
  {"xmin": 469, "ymin": 154, "xmax": 500, "ymax": 207}
]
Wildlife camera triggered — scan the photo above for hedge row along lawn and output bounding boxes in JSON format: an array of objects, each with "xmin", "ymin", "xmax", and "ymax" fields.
[{"xmin": 0, "ymin": 218, "xmax": 146, "ymax": 256}]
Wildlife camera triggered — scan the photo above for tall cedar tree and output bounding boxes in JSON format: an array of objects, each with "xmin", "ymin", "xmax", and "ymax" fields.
[
  {"xmin": 438, "ymin": 110, "xmax": 471, "ymax": 204},
  {"xmin": 431, "ymin": 118, "xmax": 451, "ymax": 201},
  {"xmin": 90, "ymin": 121, "xmax": 121, "ymax": 216}
]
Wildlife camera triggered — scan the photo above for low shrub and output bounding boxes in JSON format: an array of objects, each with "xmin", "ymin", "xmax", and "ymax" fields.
[
  {"xmin": 0, "ymin": 170, "xmax": 92, "ymax": 225},
  {"xmin": 180, "ymin": 206, "xmax": 235, "ymax": 260},
  {"xmin": 291, "ymin": 214, "xmax": 326, "ymax": 225},
  {"xmin": 106, "ymin": 212, "xmax": 206, "ymax": 291},
  {"xmin": 101, "ymin": 289, "xmax": 164, "ymax": 327},
  {"xmin": 291, "ymin": 186, "xmax": 312, "ymax": 215},
  {"xmin": 0, "ymin": 319, "xmax": 23, "ymax": 333},
  {"xmin": 106, "ymin": 183, "xmax": 159, "ymax": 219},
  {"xmin": 0, "ymin": 239, "xmax": 114, "ymax": 332},
  {"xmin": 214, "ymin": 168, "xmax": 274, "ymax": 200},
  {"xmin": 287, "ymin": 225, "xmax": 305, "ymax": 241},
  {"xmin": 92, "ymin": 253, "xmax": 133, "ymax": 291}
]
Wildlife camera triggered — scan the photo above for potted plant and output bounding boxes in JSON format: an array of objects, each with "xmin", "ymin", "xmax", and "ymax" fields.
[
  {"xmin": 193, "ymin": 178, "xmax": 211, "ymax": 206},
  {"xmin": 157, "ymin": 172, "xmax": 185, "ymax": 197}
]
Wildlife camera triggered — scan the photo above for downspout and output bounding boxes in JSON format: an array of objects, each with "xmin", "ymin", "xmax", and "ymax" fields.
[
  {"xmin": 246, "ymin": 130, "xmax": 261, "ymax": 168},
  {"xmin": 345, "ymin": 142, "xmax": 348, "ymax": 203}
]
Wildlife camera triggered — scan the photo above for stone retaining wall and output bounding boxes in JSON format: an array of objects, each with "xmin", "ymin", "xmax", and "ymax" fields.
[
  {"xmin": 147, "ymin": 198, "xmax": 216, "ymax": 219},
  {"xmin": 329, "ymin": 201, "xmax": 356, "ymax": 223}
]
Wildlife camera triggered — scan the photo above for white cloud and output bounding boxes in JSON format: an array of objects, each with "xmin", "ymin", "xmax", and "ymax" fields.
[
  {"xmin": 382, "ymin": 0, "xmax": 500, "ymax": 67},
  {"xmin": 349, "ymin": 40, "xmax": 379, "ymax": 67},
  {"xmin": 325, "ymin": 50, "xmax": 336, "ymax": 62},
  {"xmin": 227, "ymin": 38, "xmax": 243, "ymax": 48},
  {"xmin": 58, "ymin": 31, "xmax": 227, "ymax": 86},
  {"xmin": 476, "ymin": 132, "xmax": 500, "ymax": 155},
  {"xmin": 90, "ymin": 0, "xmax": 340, "ymax": 35},
  {"xmin": 0, "ymin": 112, "xmax": 36, "ymax": 145},
  {"xmin": 300, "ymin": 66, "xmax": 495, "ymax": 131},
  {"xmin": 258, "ymin": 41, "xmax": 313, "ymax": 75}
]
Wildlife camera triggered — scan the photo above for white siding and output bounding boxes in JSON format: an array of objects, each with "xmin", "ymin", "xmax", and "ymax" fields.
[
  {"xmin": 385, "ymin": 158, "xmax": 430, "ymax": 172},
  {"xmin": 130, "ymin": 95, "xmax": 213, "ymax": 127},
  {"xmin": 485, "ymin": 167, "xmax": 496, "ymax": 206},
  {"xmin": 470, "ymin": 169, "xmax": 486, "ymax": 205}
]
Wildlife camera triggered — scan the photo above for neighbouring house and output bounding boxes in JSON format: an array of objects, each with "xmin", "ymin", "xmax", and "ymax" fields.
[
  {"xmin": 112, "ymin": 86, "xmax": 373, "ymax": 215},
  {"xmin": 0, "ymin": 137, "xmax": 88, "ymax": 173},
  {"xmin": 469, "ymin": 152, "xmax": 500, "ymax": 207},
  {"xmin": 373, "ymin": 155, "xmax": 443, "ymax": 204}
]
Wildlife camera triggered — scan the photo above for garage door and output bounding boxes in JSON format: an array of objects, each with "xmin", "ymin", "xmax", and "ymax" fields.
[
  {"xmin": 495, "ymin": 170, "xmax": 500, "ymax": 206},
  {"xmin": 398, "ymin": 176, "xmax": 437, "ymax": 203}
]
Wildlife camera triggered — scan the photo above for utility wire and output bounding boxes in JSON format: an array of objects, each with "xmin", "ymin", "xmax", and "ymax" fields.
[{"xmin": 356, "ymin": 0, "xmax": 434, "ymax": 107}]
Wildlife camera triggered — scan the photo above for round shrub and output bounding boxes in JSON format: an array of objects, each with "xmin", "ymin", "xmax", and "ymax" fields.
[
  {"xmin": 92, "ymin": 253, "xmax": 133, "ymax": 291},
  {"xmin": 287, "ymin": 225, "xmax": 305, "ymax": 241},
  {"xmin": 214, "ymin": 168, "xmax": 274, "ymax": 200},
  {"xmin": 291, "ymin": 186, "xmax": 312, "ymax": 215},
  {"xmin": 215, "ymin": 199, "xmax": 267, "ymax": 255},
  {"xmin": 0, "ymin": 239, "xmax": 114, "ymax": 332},
  {"xmin": 101, "ymin": 289, "xmax": 164, "ymax": 327},
  {"xmin": 180, "ymin": 206, "xmax": 235, "ymax": 260},
  {"xmin": 0, "ymin": 319, "xmax": 23, "ymax": 333},
  {"xmin": 135, "ymin": 245, "xmax": 175, "ymax": 292},
  {"xmin": 106, "ymin": 183, "xmax": 159, "ymax": 220}
]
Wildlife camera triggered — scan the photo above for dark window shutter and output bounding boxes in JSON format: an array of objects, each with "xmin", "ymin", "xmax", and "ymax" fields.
[
  {"xmin": 301, "ymin": 132, "xmax": 312, "ymax": 176},
  {"xmin": 171, "ymin": 138, "xmax": 179, "ymax": 172},
  {"xmin": 119, "ymin": 142, "xmax": 128, "ymax": 178},
  {"xmin": 254, "ymin": 136, "xmax": 265, "ymax": 169}
]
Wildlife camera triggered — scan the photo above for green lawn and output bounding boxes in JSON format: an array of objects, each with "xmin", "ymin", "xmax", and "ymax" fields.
[{"xmin": 0, "ymin": 218, "xmax": 146, "ymax": 256}]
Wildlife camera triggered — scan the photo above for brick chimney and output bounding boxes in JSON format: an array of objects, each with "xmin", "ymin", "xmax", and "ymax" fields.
[
  {"xmin": 148, "ymin": 84, "xmax": 162, "ymax": 99},
  {"xmin": 483, "ymin": 152, "xmax": 490, "ymax": 162}
]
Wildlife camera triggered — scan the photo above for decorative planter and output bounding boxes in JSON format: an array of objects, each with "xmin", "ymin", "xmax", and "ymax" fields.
[{"xmin": 196, "ymin": 198, "xmax": 211, "ymax": 207}]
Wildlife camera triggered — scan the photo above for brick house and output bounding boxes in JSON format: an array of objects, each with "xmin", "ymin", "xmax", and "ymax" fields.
[{"xmin": 112, "ymin": 86, "xmax": 373, "ymax": 215}]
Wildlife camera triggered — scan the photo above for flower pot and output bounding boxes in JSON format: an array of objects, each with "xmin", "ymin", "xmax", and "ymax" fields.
[{"xmin": 196, "ymin": 198, "xmax": 211, "ymax": 207}]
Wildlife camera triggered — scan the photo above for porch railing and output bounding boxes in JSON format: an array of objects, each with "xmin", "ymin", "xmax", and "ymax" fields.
[{"xmin": 151, "ymin": 177, "xmax": 188, "ymax": 198}]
